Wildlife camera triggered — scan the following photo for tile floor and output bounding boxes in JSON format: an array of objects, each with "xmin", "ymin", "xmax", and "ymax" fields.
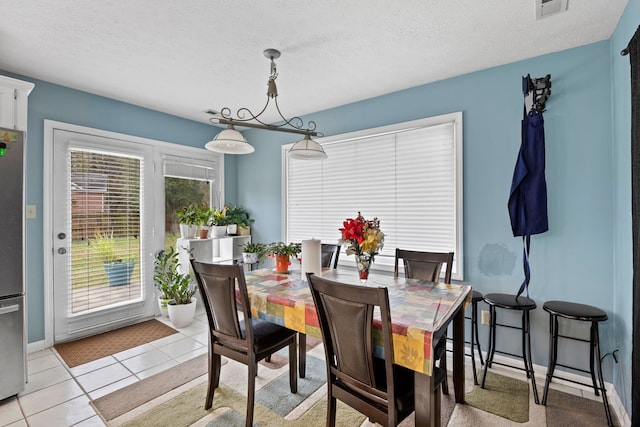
[
  {"xmin": 0, "ymin": 310, "xmax": 210, "ymax": 427},
  {"xmin": 0, "ymin": 308, "xmax": 611, "ymax": 427}
]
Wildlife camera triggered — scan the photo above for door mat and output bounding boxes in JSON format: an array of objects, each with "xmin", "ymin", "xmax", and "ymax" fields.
[
  {"xmin": 464, "ymin": 370, "xmax": 529, "ymax": 422},
  {"xmin": 54, "ymin": 319, "xmax": 178, "ymax": 368}
]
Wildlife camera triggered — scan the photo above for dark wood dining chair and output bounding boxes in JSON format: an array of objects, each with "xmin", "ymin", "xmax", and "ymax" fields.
[
  {"xmin": 307, "ymin": 272, "xmax": 445, "ymax": 426},
  {"xmin": 295, "ymin": 242, "xmax": 341, "ymax": 378},
  {"xmin": 321, "ymin": 243, "xmax": 340, "ymax": 269},
  {"xmin": 190, "ymin": 260, "xmax": 298, "ymax": 427},
  {"xmin": 394, "ymin": 248, "xmax": 454, "ymax": 394}
]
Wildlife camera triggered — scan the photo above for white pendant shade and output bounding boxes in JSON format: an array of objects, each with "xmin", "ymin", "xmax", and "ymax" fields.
[
  {"xmin": 288, "ymin": 135, "xmax": 328, "ymax": 160},
  {"xmin": 205, "ymin": 126, "xmax": 255, "ymax": 154}
]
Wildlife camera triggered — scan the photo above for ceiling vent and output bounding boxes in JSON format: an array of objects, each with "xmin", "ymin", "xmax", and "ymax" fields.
[{"xmin": 535, "ymin": 0, "xmax": 568, "ymax": 20}]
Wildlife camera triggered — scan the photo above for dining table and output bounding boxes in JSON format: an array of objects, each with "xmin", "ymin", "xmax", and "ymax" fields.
[{"xmin": 243, "ymin": 266, "xmax": 472, "ymax": 427}]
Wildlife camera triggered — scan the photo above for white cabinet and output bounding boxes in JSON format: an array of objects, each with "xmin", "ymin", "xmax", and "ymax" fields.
[
  {"xmin": 0, "ymin": 75, "xmax": 34, "ymax": 131},
  {"xmin": 176, "ymin": 236, "xmax": 251, "ymax": 275}
]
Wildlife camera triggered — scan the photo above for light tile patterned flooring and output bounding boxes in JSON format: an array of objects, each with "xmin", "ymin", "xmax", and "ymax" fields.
[
  {"xmin": 0, "ymin": 309, "xmax": 209, "ymax": 427},
  {"xmin": 0, "ymin": 306, "xmax": 611, "ymax": 427}
]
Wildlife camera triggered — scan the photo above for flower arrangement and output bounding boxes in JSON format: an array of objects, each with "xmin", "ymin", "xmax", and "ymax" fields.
[{"xmin": 339, "ymin": 212, "xmax": 385, "ymax": 262}]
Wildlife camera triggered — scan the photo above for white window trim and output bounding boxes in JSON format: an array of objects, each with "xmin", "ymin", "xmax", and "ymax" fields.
[{"xmin": 281, "ymin": 112, "xmax": 463, "ymax": 280}]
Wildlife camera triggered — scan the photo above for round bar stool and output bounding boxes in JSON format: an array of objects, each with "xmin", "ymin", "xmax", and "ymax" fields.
[
  {"xmin": 541, "ymin": 301, "xmax": 613, "ymax": 426},
  {"xmin": 441, "ymin": 290, "xmax": 485, "ymax": 394},
  {"xmin": 481, "ymin": 293, "xmax": 539, "ymax": 404}
]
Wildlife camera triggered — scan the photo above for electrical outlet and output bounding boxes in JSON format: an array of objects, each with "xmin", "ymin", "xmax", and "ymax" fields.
[{"xmin": 481, "ymin": 310, "xmax": 490, "ymax": 325}]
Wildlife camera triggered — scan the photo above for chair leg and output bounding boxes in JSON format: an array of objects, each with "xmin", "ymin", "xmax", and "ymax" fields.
[
  {"xmin": 327, "ymin": 393, "xmax": 337, "ymax": 427},
  {"xmin": 470, "ymin": 301, "xmax": 479, "ymax": 384},
  {"xmin": 298, "ymin": 333, "xmax": 306, "ymax": 378},
  {"xmin": 440, "ymin": 353, "xmax": 449, "ymax": 395},
  {"xmin": 289, "ymin": 341, "xmax": 298, "ymax": 393},
  {"xmin": 246, "ymin": 356, "xmax": 257, "ymax": 427},
  {"xmin": 205, "ymin": 352, "xmax": 221, "ymax": 410}
]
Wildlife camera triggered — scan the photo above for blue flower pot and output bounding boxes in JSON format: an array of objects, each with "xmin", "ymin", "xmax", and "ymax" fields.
[{"xmin": 104, "ymin": 261, "xmax": 136, "ymax": 286}]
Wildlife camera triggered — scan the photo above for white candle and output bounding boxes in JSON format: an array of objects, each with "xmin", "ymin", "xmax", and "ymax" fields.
[{"xmin": 301, "ymin": 239, "xmax": 322, "ymax": 276}]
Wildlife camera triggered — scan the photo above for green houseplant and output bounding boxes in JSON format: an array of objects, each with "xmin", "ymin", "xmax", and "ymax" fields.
[
  {"xmin": 241, "ymin": 242, "xmax": 266, "ymax": 264},
  {"xmin": 266, "ymin": 242, "xmax": 301, "ymax": 273},
  {"xmin": 227, "ymin": 205, "xmax": 254, "ymax": 235},
  {"xmin": 92, "ymin": 232, "xmax": 136, "ymax": 287},
  {"xmin": 176, "ymin": 204, "xmax": 199, "ymax": 239},
  {"xmin": 153, "ymin": 245, "xmax": 196, "ymax": 326},
  {"xmin": 209, "ymin": 206, "xmax": 231, "ymax": 237},
  {"xmin": 153, "ymin": 246, "xmax": 180, "ymax": 316}
]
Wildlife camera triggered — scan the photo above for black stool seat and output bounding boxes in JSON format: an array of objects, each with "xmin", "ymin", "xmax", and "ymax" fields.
[
  {"xmin": 543, "ymin": 300, "xmax": 607, "ymax": 322},
  {"xmin": 481, "ymin": 293, "xmax": 539, "ymax": 404},
  {"xmin": 471, "ymin": 290, "xmax": 483, "ymax": 303},
  {"xmin": 483, "ymin": 293, "xmax": 536, "ymax": 310},
  {"xmin": 541, "ymin": 300, "xmax": 612, "ymax": 426}
]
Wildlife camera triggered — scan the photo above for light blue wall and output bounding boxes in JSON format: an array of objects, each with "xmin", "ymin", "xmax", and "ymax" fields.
[
  {"xmin": 5, "ymin": 5, "xmax": 638, "ymax": 416},
  {"xmin": 610, "ymin": 0, "xmax": 639, "ymax": 418},
  {"xmin": 0, "ymin": 72, "xmax": 226, "ymax": 343},
  {"xmin": 236, "ymin": 34, "xmax": 631, "ymax": 413}
]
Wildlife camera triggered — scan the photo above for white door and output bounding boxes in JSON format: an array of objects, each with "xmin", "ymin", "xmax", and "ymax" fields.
[{"xmin": 51, "ymin": 128, "xmax": 155, "ymax": 343}]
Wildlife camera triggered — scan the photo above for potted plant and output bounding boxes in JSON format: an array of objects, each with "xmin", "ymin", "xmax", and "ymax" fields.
[
  {"xmin": 92, "ymin": 232, "xmax": 136, "ymax": 287},
  {"xmin": 226, "ymin": 205, "xmax": 254, "ymax": 236},
  {"xmin": 196, "ymin": 205, "xmax": 213, "ymax": 239},
  {"xmin": 266, "ymin": 242, "xmax": 302, "ymax": 273},
  {"xmin": 176, "ymin": 204, "xmax": 199, "ymax": 239},
  {"xmin": 166, "ymin": 272, "xmax": 197, "ymax": 328},
  {"xmin": 154, "ymin": 245, "xmax": 197, "ymax": 327},
  {"xmin": 209, "ymin": 206, "xmax": 231, "ymax": 237},
  {"xmin": 153, "ymin": 246, "xmax": 180, "ymax": 317},
  {"xmin": 241, "ymin": 242, "xmax": 266, "ymax": 264}
]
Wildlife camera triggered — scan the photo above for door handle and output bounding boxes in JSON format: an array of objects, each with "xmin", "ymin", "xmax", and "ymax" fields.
[
  {"xmin": 0, "ymin": 304, "xmax": 19, "ymax": 315},
  {"xmin": 58, "ymin": 248, "xmax": 67, "ymax": 255}
]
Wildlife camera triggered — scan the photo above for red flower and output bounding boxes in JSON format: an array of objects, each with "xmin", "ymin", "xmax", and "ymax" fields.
[{"xmin": 339, "ymin": 214, "xmax": 366, "ymax": 243}]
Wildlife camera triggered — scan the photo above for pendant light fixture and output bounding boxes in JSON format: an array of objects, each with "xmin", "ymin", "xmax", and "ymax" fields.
[{"xmin": 206, "ymin": 49, "xmax": 327, "ymax": 160}]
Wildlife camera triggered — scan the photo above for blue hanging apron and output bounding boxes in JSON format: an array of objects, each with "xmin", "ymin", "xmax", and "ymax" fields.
[{"xmin": 508, "ymin": 79, "xmax": 549, "ymax": 298}]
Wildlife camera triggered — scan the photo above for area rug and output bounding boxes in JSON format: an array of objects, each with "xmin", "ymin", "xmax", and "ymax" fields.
[
  {"xmin": 464, "ymin": 371, "xmax": 529, "ymax": 422},
  {"xmin": 54, "ymin": 319, "xmax": 178, "ymax": 368},
  {"xmin": 544, "ymin": 389, "xmax": 615, "ymax": 427},
  {"xmin": 91, "ymin": 353, "xmax": 210, "ymax": 421}
]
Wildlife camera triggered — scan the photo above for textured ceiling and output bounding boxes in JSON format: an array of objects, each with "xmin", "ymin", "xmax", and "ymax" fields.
[{"xmin": 0, "ymin": 0, "xmax": 629, "ymax": 126}]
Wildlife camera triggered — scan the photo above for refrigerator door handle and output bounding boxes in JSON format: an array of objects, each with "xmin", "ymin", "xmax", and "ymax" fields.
[{"xmin": 0, "ymin": 304, "xmax": 20, "ymax": 315}]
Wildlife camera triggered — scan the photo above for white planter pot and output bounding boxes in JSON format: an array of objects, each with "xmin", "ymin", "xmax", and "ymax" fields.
[
  {"xmin": 211, "ymin": 225, "xmax": 227, "ymax": 237},
  {"xmin": 179, "ymin": 224, "xmax": 198, "ymax": 239},
  {"xmin": 242, "ymin": 252, "xmax": 258, "ymax": 264},
  {"xmin": 167, "ymin": 297, "xmax": 197, "ymax": 328},
  {"xmin": 226, "ymin": 224, "xmax": 238, "ymax": 235},
  {"xmin": 158, "ymin": 297, "xmax": 171, "ymax": 317}
]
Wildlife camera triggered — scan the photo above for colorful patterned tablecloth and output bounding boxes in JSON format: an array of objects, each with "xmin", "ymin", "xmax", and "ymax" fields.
[{"xmin": 244, "ymin": 268, "xmax": 472, "ymax": 376}]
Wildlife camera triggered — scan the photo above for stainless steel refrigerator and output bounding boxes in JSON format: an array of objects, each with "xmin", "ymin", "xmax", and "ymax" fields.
[{"xmin": 0, "ymin": 127, "xmax": 26, "ymax": 400}]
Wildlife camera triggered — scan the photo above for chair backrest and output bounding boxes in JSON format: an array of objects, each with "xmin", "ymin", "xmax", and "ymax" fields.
[
  {"xmin": 321, "ymin": 243, "xmax": 340, "ymax": 269},
  {"xmin": 393, "ymin": 248, "xmax": 454, "ymax": 284},
  {"xmin": 190, "ymin": 260, "xmax": 254, "ymax": 351},
  {"xmin": 307, "ymin": 272, "xmax": 399, "ymax": 421}
]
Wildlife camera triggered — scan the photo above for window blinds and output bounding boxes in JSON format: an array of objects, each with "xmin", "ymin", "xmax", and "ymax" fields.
[{"xmin": 285, "ymin": 116, "xmax": 461, "ymax": 277}]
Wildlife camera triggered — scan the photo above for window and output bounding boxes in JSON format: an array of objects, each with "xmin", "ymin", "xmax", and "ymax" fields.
[
  {"xmin": 283, "ymin": 112, "xmax": 463, "ymax": 280},
  {"xmin": 162, "ymin": 154, "xmax": 220, "ymax": 249}
]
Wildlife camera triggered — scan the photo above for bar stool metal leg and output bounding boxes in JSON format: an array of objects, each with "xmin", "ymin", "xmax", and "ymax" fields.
[
  {"xmin": 593, "ymin": 322, "xmax": 613, "ymax": 426},
  {"xmin": 523, "ymin": 309, "xmax": 539, "ymax": 403},
  {"xmin": 542, "ymin": 313, "xmax": 559, "ymax": 405},
  {"xmin": 480, "ymin": 305, "xmax": 497, "ymax": 388}
]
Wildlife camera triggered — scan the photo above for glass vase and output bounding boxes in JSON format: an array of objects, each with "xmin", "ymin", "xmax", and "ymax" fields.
[{"xmin": 355, "ymin": 254, "xmax": 372, "ymax": 283}]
